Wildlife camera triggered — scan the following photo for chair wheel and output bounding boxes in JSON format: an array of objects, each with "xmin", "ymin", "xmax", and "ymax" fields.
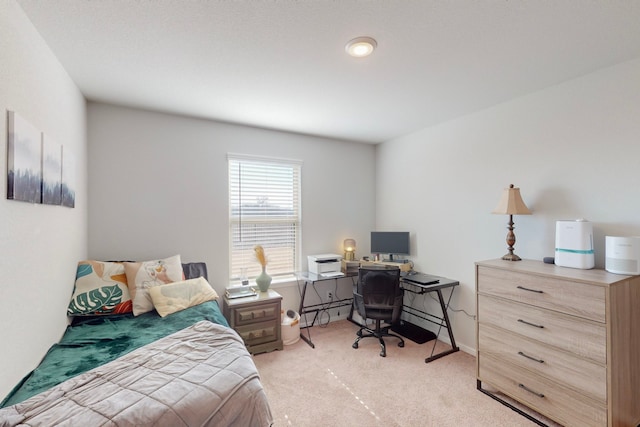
[
  {"xmin": 398, "ymin": 342, "xmax": 404, "ymax": 348},
  {"xmin": 352, "ymin": 342, "xmax": 359, "ymax": 349},
  {"xmin": 380, "ymin": 350, "xmax": 386, "ymax": 357},
  {"xmin": 356, "ymin": 330, "xmax": 363, "ymax": 337}
]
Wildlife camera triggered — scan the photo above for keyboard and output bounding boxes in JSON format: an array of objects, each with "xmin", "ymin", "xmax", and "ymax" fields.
[{"xmin": 402, "ymin": 272, "xmax": 439, "ymax": 285}]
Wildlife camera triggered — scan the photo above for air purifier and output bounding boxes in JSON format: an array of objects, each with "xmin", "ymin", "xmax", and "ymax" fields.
[
  {"xmin": 605, "ymin": 236, "xmax": 640, "ymax": 275},
  {"xmin": 555, "ymin": 219, "xmax": 594, "ymax": 269}
]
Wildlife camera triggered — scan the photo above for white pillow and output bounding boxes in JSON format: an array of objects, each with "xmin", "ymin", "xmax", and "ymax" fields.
[
  {"xmin": 149, "ymin": 277, "xmax": 219, "ymax": 317},
  {"xmin": 124, "ymin": 254, "xmax": 184, "ymax": 316}
]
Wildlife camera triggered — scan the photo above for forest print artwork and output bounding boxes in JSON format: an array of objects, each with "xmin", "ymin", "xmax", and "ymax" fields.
[{"xmin": 7, "ymin": 111, "xmax": 42, "ymax": 203}]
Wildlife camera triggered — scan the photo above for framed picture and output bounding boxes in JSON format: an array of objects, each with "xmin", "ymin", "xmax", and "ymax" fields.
[
  {"xmin": 42, "ymin": 133, "xmax": 62, "ymax": 205},
  {"xmin": 7, "ymin": 111, "xmax": 42, "ymax": 203},
  {"xmin": 61, "ymin": 146, "xmax": 76, "ymax": 208}
]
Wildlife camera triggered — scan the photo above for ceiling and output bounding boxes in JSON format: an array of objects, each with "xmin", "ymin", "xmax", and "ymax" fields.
[{"xmin": 16, "ymin": 1, "xmax": 640, "ymax": 144}]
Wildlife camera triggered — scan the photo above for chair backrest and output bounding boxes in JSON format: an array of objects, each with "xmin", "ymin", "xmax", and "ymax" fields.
[
  {"xmin": 354, "ymin": 267, "xmax": 402, "ymax": 322},
  {"xmin": 357, "ymin": 267, "xmax": 402, "ymax": 305}
]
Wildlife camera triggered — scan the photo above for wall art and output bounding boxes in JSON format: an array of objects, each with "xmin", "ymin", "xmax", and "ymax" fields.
[
  {"xmin": 42, "ymin": 133, "xmax": 62, "ymax": 205},
  {"xmin": 61, "ymin": 146, "xmax": 75, "ymax": 208},
  {"xmin": 7, "ymin": 111, "xmax": 42, "ymax": 203}
]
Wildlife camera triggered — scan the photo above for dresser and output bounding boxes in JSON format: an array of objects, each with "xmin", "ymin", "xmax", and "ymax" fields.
[
  {"xmin": 476, "ymin": 259, "xmax": 640, "ymax": 427},
  {"xmin": 223, "ymin": 289, "xmax": 283, "ymax": 355}
]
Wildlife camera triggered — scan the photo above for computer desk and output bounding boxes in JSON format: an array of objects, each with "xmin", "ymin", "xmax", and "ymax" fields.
[
  {"xmin": 296, "ymin": 270, "xmax": 460, "ymax": 363},
  {"xmin": 295, "ymin": 271, "xmax": 358, "ymax": 348},
  {"xmin": 400, "ymin": 275, "xmax": 460, "ymax": 363}
]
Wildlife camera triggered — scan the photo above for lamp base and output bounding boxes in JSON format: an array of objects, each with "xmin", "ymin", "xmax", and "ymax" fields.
[{"xmin": 502, "ymin": 253, "xmax": 522, "ymax": 261}]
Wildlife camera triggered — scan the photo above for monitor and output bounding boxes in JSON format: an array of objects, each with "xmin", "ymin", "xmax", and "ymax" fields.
[{"xmin": 370, "ymin": 231, "xmax": 410, "ymax": 261}]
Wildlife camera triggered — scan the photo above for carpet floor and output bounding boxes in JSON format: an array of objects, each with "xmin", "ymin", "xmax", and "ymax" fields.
[{"xmin": 253, "ymin": 320, "xmax": 558, "ymax": 427}]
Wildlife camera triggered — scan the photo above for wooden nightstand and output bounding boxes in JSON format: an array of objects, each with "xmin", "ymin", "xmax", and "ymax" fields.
[{"xmin": 223, "ymin": 289, "xmax": 283, "ymax": 355}]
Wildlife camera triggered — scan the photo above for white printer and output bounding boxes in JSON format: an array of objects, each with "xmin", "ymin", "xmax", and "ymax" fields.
[
  {"xmin": 555, "ymin": 219, "xmax": 594, "ymax": 269},
  {"xmin": 308, "ymin": 254, "xmax": 342, "ymax": 275}
]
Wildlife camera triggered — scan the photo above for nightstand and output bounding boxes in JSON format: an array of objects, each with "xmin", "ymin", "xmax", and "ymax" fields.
[{"xmin": 223, "ymin": 289, "xmax": 283, "ymax": 355}]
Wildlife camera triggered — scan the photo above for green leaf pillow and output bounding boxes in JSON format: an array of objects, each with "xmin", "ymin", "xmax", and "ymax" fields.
[{"xmin": 67, "ymin": 261, "xmax": 132, "ymax": 316}]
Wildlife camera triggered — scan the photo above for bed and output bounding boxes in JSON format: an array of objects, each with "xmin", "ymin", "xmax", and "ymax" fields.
[{"xmin": 0, "ymin": 258, "xmax": 273, "ymax": 426}]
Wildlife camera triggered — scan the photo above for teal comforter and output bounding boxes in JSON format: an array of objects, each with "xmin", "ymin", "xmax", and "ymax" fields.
[{"xmin": 1, "ymin": 301, "xmax": 229, "ymax": 407}]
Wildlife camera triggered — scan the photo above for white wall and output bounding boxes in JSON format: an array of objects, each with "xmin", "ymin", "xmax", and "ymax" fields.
[
  {"xmin": 0, "ymin": 1, "xmax": 87, "ymax": 398},
  {"xmin": 87, "ymin": 103, "xmax": 376, "ymax": 315},
  {"xmin": 376, "ymin": 58, "xmax": 640, "ymax": 354}
]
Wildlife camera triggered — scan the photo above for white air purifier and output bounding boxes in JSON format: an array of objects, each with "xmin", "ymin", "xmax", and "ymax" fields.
[
  {"xmin": 605, "ymin": 236, "xmax": 640, "ymax": 275},
  {"xmin": 555, "ymin": 219, "xmax": 594, "ymax": 269}
]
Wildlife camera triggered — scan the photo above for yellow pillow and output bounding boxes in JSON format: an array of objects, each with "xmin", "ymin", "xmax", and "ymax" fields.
[{"xmin": 149, "ymin": 277, "xmax": 219, "ymax": 317}]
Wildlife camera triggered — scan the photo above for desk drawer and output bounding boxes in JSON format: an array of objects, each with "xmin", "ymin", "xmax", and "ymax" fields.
[
  {"xmin": 478, "ymin": 324, "xmax": 606, "ymax": 402},
  {"xmin": 478, "ymin": 294, "xmax": 606, "ymax": 364},
  {"xmin": 479, "ymin": 354, "xmax": 607, "ymax": 427},
  {"xmin": 477, "ymin": 266, "xmax": 605, "ymax": 322},
  {"xmin": 232, "ymin": 301, "xmax": 280, "ymax": 326}
]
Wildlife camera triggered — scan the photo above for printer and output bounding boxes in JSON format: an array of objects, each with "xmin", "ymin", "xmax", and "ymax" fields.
[{"xmin": 308, "ymin": 254, "xmax": 342, "ymax": 274}]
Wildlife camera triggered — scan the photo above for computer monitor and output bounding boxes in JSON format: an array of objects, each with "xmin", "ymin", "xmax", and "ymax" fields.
[{"xmin": 370, "ymin": 231, "xmax": 410, "ymax": 261}]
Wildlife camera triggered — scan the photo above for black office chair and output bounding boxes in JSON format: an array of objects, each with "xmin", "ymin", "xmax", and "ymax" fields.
[{"xmin": 352, "ymin": 267, "xmax": 404, "ymax": 357}]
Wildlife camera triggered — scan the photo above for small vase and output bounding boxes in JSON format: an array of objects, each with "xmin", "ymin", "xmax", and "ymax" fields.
[{"xmin": 255, "ymin": 267, "xmax": 272, "ymax": 292}]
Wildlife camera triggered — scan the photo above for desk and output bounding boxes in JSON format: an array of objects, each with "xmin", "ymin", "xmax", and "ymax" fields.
[
  {"xmin": 400, "ymin": 275, "xmax": 460, "ymax": 363},
  {"xmin": 296, "ymin": 270, "xmax": 460, "ymax": 363},
  {"xmin": 296, "ymin": 272, "xmax": 357, "ymax": 348}
]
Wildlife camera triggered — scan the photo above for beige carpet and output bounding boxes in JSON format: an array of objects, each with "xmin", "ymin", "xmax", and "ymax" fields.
[{"xmin": 253, "ymin": 320, "xmax": 556, "ymax": 427}]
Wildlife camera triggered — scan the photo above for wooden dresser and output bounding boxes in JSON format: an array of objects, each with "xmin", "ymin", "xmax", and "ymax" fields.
[
  {"xmin": 223, "ymin": 289, "xmax": 283, "ymax": 355},
  {"xmin": 476, "ymin": 259, "xmax": 640, "ymax": 427}
]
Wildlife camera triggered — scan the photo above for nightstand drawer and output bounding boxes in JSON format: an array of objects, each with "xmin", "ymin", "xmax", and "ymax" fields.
[
  {"xmin": 477, "ymin": 266, "xmax": 605, "ymax": 322},
  {"xmin": 478, "ymin": 324, "xmax": 606, "ymax": 402},
  {"xmin": 233, "ymin": 301, "xmax": 279, "ymax": 326},
  {"xmin": 236, "ymin": 320, "xmax": 279, "ymax": 346},
  {"xmin": 478, "ymin": 294, "xmax": 606, "ymax": 364},
  {"xmin": 479, "ymin": 354, "xmax": 607, "ymax": 427}
]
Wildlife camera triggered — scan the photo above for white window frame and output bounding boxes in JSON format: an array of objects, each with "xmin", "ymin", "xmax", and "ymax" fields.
[{"xmin": 228, "ymin": 153, "xmax": 302, "ymax": 282}]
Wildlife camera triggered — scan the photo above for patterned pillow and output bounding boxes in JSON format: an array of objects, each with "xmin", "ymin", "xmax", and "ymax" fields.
[
  {"xmin": 67, "ymin": 261, "xmax": 132, "ymax": 316},
  {"xmin": 124, "ymin": 254, "xmax": 184, "ymax": 316},
  {"xmin": 149, "ymin": 277, "xmax": 219, "ymax": 317}
]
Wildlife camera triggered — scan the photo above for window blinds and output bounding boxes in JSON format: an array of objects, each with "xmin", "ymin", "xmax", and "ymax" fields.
[{"xmin": 228, "ymin": 155, "xmax": 301, "ymax": 281}]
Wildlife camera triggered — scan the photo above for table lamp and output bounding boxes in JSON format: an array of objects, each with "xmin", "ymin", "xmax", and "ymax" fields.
[
  {"xmin": 343, "ymin": 238, "xmax": 356, "ymax": 261},
  {"xmin": 492, "ymin": 184, "xmax": 531, "ymax": 261}
]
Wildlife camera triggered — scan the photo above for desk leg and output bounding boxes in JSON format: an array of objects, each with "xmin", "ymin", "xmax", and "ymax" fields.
[
  {"xmin": 425, "ymin": 288, "xmax": 459, "ymax": 363},
  {"xmin": 298, "ymin": 280, "xmax": 315, "ymax": 349}
]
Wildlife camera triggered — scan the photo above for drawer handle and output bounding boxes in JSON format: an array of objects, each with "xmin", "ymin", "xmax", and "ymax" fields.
[
  {"xmin": 517, "ymin": 319, "xmax": 544, "ymax": 329},
  {"xmin": 516, "ymin": 285, "xmax": 543, "ymax": 294},
  {"xmin": 518, "ymin": 383, "xmax": 545, "ymax": 398},
  {"xmin": 518, "ymin": 351, "xmax": 544, "ymax": 364}
]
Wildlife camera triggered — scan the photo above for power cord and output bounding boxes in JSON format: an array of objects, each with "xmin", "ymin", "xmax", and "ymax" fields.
[
  {"xmin": 427, "ymin": 293, "xmax": 476, "ymax": 320},
  {"xmin": 312, "ymin": 284, "xmax": 333, "ymax": 327}
]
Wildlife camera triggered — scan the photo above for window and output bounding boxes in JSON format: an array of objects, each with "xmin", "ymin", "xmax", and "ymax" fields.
[{"xmin": 228, "ymin": 154, "xmax": 301, "ymax": 281}]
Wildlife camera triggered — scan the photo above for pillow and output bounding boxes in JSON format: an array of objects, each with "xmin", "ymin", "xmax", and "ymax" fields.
[
  {"xmin": 67, "ymin": 260, "xmax": 132, "ymax": 316},
  {"xmin": 149, "ymin": 277, "xmax": 219, "ymax": 317},
  {"xmin": 124, "ymin": 254, "xmax": 184, "ymax": 316}
]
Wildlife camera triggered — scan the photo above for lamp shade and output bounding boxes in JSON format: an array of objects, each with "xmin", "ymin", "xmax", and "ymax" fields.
[
  {"xmin": 492, "ymin": 184, "xmax": 531, "ymax": 215},
  {"xmin": 343, "ymin": 239, "xmax": 356, "ymax": 251}
]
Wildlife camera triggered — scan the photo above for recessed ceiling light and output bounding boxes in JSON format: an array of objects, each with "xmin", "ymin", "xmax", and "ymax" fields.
[{"xmin": 345, "ymin": 37, "xmax": 377, "ymax": 58}]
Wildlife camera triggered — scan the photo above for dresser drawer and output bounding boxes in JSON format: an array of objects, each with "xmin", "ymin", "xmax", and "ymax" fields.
[
  {"xmin": 232, "ymin": 301, "xmax": 280, "ymax": 326},
  {"xmin": 478, "ymin": 294, "xmax": 606, "ymax": 364},
  {"xmin": 478, "ymin": 324, "xmax": 606, "ymax": 402},
  {"xmin": 477, "ymin": 266, "xmax": 606, "ymax": 322},
  {"xmin": 479, "ymin": 353, "xmax": 607, "ymax": 427},
  {"xmin": 236, "ymin": 319, "xmax": 279, "ymax": 346}
]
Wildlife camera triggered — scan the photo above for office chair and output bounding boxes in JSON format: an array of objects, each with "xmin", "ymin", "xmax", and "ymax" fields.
[{"xmin": 352, "ymin": 267, "xmax": 404, "ymax": 357}]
